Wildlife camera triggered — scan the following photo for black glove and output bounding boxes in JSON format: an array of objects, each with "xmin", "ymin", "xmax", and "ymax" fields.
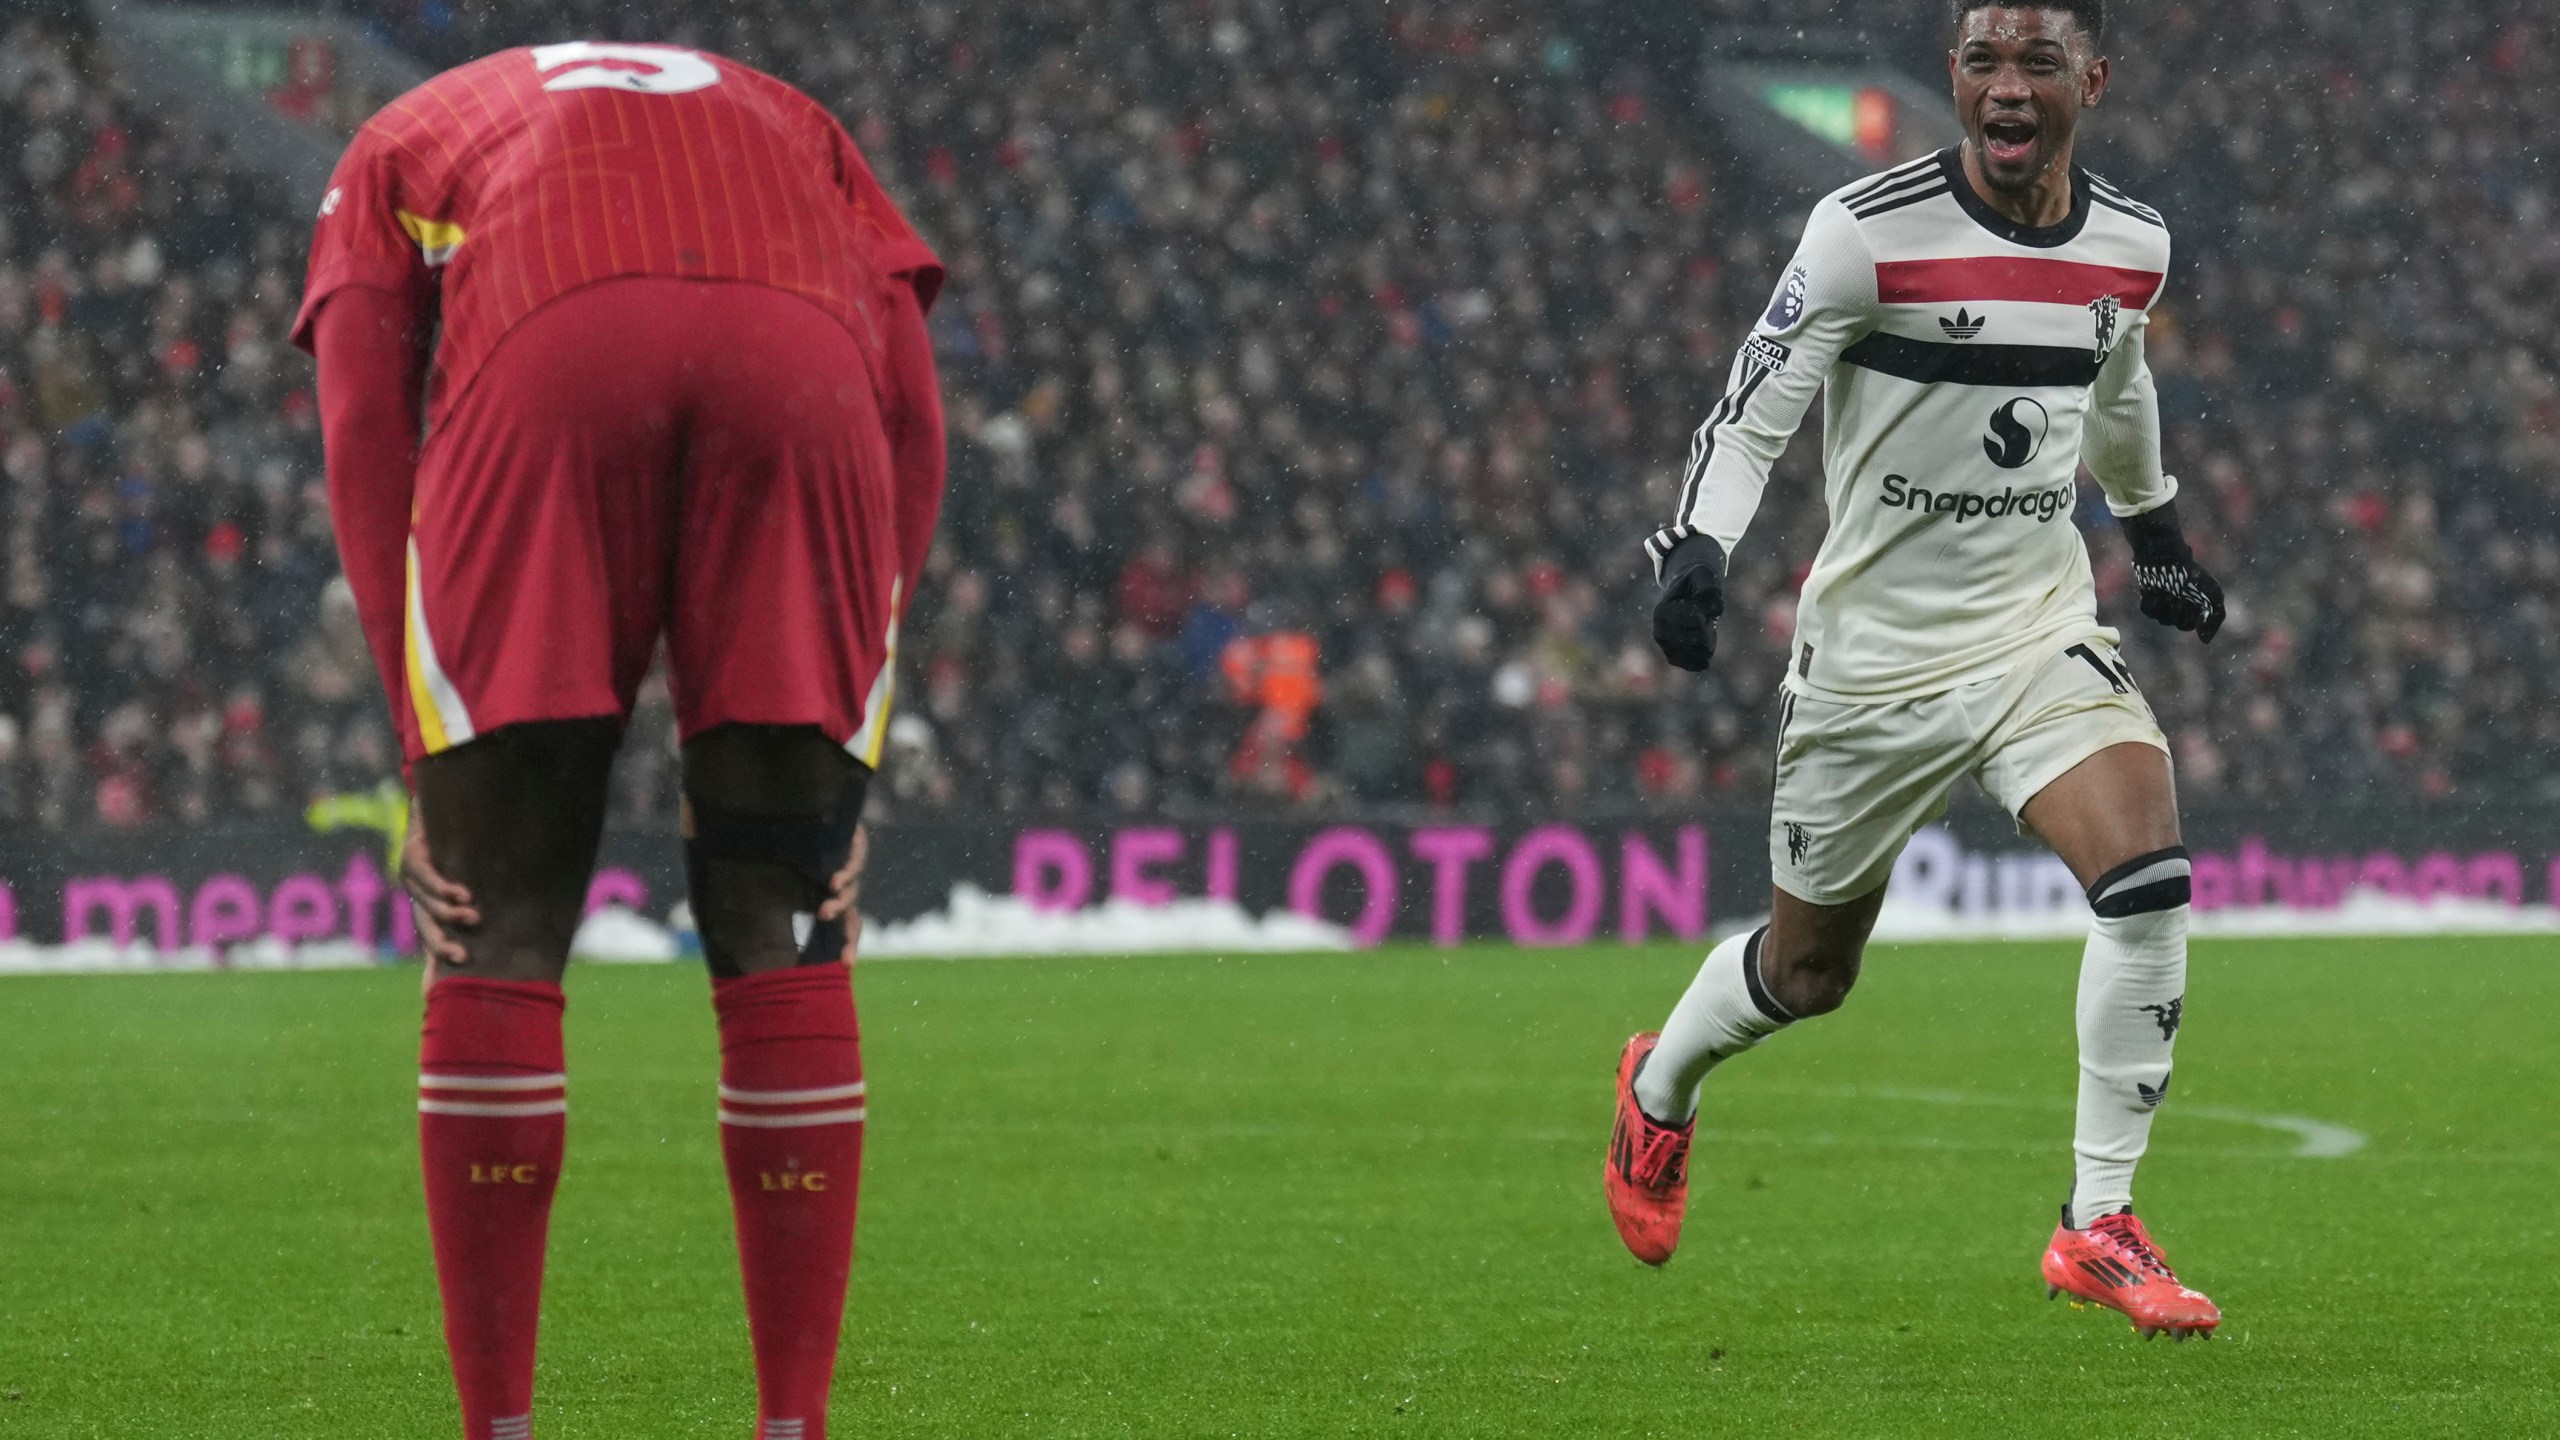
[
  {"xmin": 2120, "ymin": 499, "xmax": 2226, "ymax": 643},
  {"xmin": 1649, "ymin": 532, "xmax": 1728, "ymax": 672}
]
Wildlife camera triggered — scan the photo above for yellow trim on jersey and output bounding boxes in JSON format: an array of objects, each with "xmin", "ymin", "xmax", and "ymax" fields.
[
  {"xmin": 847, "ymin": 579, "xmax": 901, "ymax": 769},
  {"xmin": 395, "ymin": 210, "xmax": 466, "ymax": 267}
]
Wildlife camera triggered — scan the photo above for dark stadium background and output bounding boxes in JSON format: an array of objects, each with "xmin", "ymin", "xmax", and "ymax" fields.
[{"xmin": 2, "ymin": 0, "xmax": 2556, "ymax": 942}]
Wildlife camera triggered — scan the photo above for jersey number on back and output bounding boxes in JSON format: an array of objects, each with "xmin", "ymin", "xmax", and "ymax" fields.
[{"xmin": 532, "ymin": 42, "xmax": 720, "ymax": 95}]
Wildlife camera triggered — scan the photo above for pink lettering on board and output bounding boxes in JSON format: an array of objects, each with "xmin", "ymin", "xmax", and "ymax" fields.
[
  {"xmin": 2466, "ymin": 852, "xmax": 2522, "ymax": 905},
  {"xmin": 2409, "ymin": 852, "xmax": 2464, "ymax": 903},
  {"xmin": 1621, "ymin": 828, "xmax": 1708, "ymax": 941},
  {"xmin": 0, "ymin": 881, "xmax": 14, "ymax": 943},
  {"xmin": 1112, "ymin": 828, "xmax": 1185, "ymax": 907},
  {"xmin": 2357, "ymin": 852, "xmax": 2409, "ymax": 897},
  {"xmin": 1501, "ymin": 826, "xmax": 1603, "ymax": 945},
  {"xmin": 586, "ymin": 868, "xmax": 648, "ymax": 916},
  {"xmin": 2165, "ymin": 844, "xmax": 2524, "ymax": 912},
  {"xmin": 341, "ymin": 852, "xmax": 390, "ymax": 947},
  {"xmin": 268, "ymin": 875, "xmax": 338, "ymax": 943},
  {"xmin": 2189, "ymin": 852, "xmax": 2232, "ymax": 912},
  {"xmin": 188, "ymin": 875, "xmax": 263, "ymax": 948},
  {"xmin": 2235, "ymin": 837, "xmax": 2289, "ymax": 907},
  {"xmin": 2288, "ymin": 857, "xmax": 2356, "ymax": 909},
  {"xmin": 64, "ymin": 875, "xmax": 181, "ymax": 949},
  {"xmin": 1015, "ymin": 830, "xmax": 1093, "ymax": 913},
  {"xmin": 1206, "ymin": 829, "xmax": 1239, "ymax": 902},
  {"xmin": 1409, "ymin": 827, "xmax": 1493, "ymax": 947},
  {"xmin": 1288, "ymin": 827, "xmax": 1397, "ymax": 947}
]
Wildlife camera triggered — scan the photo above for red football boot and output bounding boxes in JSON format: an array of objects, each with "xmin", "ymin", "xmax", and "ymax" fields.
[
  {"xmin": 2043, "ymin": 1205, "xmax": 2222, "ymax": 1340},
  {"xmin": 1604, "ymin": 1033, "xmax": 1693, "ymax": 1266}
]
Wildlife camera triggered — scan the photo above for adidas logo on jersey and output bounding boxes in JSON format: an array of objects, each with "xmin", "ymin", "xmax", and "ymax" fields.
[{"xmin": 1938, "ymin": 307, "xmax": 1987, "ymax": 340}]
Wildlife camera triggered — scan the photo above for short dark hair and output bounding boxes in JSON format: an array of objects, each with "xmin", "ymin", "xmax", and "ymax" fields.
[{"xmin": 1950, "ymin": 1, "xmax": 2106, "ymax": 51}]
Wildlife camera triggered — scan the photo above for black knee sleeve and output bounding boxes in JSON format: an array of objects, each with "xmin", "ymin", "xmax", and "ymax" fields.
[
  {"xmin": 2087, "ymin": 846, "xmax": 2192, "ymax": 918},
  {"xmin": 684, "ymin": 787, "xmax": 865, "ymax": 969}
]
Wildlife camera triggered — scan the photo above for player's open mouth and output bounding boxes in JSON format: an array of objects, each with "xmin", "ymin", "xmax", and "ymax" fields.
[{"xmin": 1982, "ymin": 116, "xmax": 2038, "ymax": 165}]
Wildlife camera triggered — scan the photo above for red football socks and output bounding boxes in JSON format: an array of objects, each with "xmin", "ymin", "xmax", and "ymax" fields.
[
  {"xmin": 418, "ymin": 977, "xmax": 567, "ymax": 1440},
  {"xmin": 413, "ymin": 966, "xmax": 859, "ymax": 1438},
  {"xmin": 713, "ymin": 962, "xmax": 866, "ymax": 1440}
]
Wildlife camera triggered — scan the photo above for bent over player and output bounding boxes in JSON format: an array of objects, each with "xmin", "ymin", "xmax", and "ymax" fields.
[
  {"xmin": 291, "ymin": 42, "xmax": 945, "ymax": 1437},
  {"xmin": 1606, "ymin": 2, "xmax": 2226, "ymax": 1338}
]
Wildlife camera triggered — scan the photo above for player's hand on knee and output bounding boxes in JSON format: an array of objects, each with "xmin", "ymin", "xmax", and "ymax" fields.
[
  {"xmin": 1648, "ymin": 532, "xmax": 1728, "ymax": 673},
  {"xmin": 401, "ymin": 812, "xmax": 480, "ymax": 970},
  {"xmin": 816, "ymin": 823, "xmax": 870, "ymax": 959},
  {"xmin": 2120, "ymin": 499, "xmax": 2226, "ymax": 643}
]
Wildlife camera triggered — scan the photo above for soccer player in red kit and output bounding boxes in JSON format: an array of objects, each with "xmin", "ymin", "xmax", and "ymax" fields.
[{"xmin": 289, "ymin": 41, "xmax": 945, "ymax": 1440}]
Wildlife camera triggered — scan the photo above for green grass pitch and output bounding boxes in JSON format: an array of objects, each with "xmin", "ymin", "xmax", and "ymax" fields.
[{"xmin": 3, "ymin": 936, "xmax": 2556, "ymax": 1437}]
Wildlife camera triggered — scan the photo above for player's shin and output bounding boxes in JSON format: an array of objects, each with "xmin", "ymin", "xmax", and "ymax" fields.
[
  {"xmin": 417, "ymin": 977, "xmax": 567, "ymax": 1440},
  {"xmin": 2071, "ymin": 847, "xmax": 2192, "ymax": 1228},
  {"xmin": 1633, "ymin": 926, "xmax": 1795, "ymax": 1124},
  {"xmin": 715, "ymin": 963, "xmax": 865, "ymax": 1440}
]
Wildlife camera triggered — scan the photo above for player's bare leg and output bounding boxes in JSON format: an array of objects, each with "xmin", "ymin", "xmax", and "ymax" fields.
[
  {"xmin": 413, "ymin": 719, "xmax": 622, "ymax": 982},
  {"xmin": 684, "ymin": 723, "xmax": 872, "ymax": 1440},
  {"xmin": 408, "ymin": 717, "xmax": 620, "ymax": 1440},
  {"xmin": 1755, "ymin": 884, "xmax": 1890, "ymax": 1019},
  {"xmin": 1609, "ymin": 885, "xmax": 1886, "ymax": 1263},
  {"xmin": 2021, "ymin": 741, "xmax": 2219, "ymax": 1338}
]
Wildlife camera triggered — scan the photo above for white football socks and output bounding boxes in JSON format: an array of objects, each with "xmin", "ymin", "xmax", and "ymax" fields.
[
  {"xmin": 1633, "ymin": 926, "xmax": 1795, "ymax": 1125},
  {"xmin": 2070, "ymin": 847, "xmax": 2193, "ymax": 1228}
]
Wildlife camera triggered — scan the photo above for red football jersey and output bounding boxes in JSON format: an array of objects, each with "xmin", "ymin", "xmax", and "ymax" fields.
[{"xmin": 290, "ymin": 42, "xmax": 941, "ymax": 422}]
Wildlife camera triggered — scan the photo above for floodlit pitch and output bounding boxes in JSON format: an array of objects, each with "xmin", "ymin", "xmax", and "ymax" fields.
[{"xmin": 2, "ymin": 935, "xmax": 2553, "ymax": 1435}]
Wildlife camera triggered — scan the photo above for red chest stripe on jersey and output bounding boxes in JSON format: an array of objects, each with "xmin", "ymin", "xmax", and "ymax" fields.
[{"xmin": 1875, "ymin": 257, "xmax": 2163, "ymax": 310}]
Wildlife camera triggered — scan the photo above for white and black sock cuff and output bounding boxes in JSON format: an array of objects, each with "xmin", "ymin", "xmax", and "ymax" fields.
[
  {"xmin": 2087, "ymin": 846, "xmax": 2192, "ymax": 918},
  {"xmin": 1737, "ymin": 925, "xmax": 1797, "ymax": 1027}
]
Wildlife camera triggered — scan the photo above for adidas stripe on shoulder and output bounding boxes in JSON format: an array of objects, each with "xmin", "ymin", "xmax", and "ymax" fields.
[
  {"xmin": 1838, "ymin": 154, "xmax": 1940, "ymax": 208},
  {"xmin": 2085, "ymin": 172, "xmax": 2166, "ymax": 228},
  {"xmin": 1851, "ymin": 179, "xmax": 1951, "ymax": 219},
  {"xmin": 1844, "ymin": 158, "xmax": 1952, "ymax": 219}
]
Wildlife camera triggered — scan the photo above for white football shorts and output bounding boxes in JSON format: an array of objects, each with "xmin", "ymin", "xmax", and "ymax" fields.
[{"xmin": 1768, "ymin": 633, "xmax": 2169, "ymax": 905}]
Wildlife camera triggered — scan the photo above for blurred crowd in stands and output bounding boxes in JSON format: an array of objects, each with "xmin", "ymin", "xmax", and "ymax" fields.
[{"xmin": 1, "ymin": 0, "xmax": 2555, "ymax": 831}]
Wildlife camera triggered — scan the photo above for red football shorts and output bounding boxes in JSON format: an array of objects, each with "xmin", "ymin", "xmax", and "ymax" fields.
[{"xmin": 401, "ymin": 277, "xmax": 902, "ymax": 764}]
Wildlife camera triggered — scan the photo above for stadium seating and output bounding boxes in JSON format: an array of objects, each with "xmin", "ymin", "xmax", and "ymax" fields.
[{"xmin": 1, "ymin": 1, "xmax": 2553, "ymax": 829}]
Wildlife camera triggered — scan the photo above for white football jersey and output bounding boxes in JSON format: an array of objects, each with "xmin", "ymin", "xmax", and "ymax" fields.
[{"xmin": 1647, "ymin": 147, "xmax": 2177, "ymax": 703}]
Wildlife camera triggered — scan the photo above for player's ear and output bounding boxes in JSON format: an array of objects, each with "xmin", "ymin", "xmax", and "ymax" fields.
[{"xmin": 2081, "ymin": 53, "xmax": 2109, "ymax": 108}]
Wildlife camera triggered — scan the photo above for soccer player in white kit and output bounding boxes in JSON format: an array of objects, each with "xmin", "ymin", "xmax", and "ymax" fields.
[{"xmin": 1604, "ymin": 1, "xmax": 2226, "ymax": 1339}]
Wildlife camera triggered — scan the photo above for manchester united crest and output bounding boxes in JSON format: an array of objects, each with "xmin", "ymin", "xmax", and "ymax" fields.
[{"xmin": 2090, "ymin": 293, "xmax": 2122, "ymax": 364}]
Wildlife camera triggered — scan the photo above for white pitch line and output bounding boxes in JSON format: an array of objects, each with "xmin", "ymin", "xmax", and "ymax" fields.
[
  {"xmin": 1770, "ymin": 1083, "xmax": 2368, "ymax": 1160},
  {"xmin": 2172, "ymin": 1104, "xmax": 2366, "ymax": 1158}
]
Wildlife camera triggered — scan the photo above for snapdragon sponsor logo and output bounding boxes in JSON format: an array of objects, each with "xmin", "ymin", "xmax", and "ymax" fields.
[{"xmin": 1878, "ymin": 474, "xmax": 2074, "ymax": 524}]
